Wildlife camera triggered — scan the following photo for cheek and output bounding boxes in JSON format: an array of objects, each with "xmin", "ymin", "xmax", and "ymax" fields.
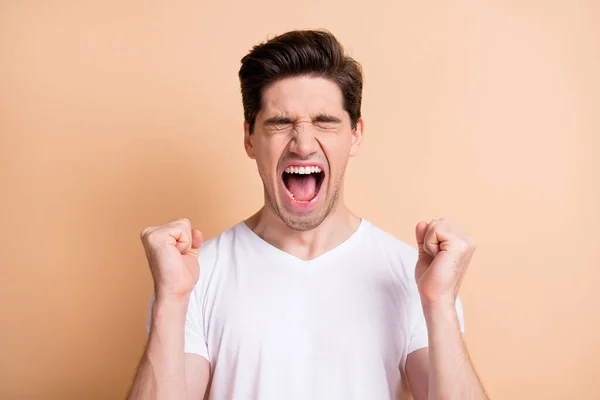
[
  {"xmin": 318, "ymin": 134, "xmax": 353, "ymax": 169},
  {"xmin": 255, "ymin": 139, "xmax": 286, "ymax": 176}
]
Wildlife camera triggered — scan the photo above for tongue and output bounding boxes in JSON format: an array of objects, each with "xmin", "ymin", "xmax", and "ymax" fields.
[{"xmin": 287, "ymin": 174, "xmax": 317, "ymax": 202}]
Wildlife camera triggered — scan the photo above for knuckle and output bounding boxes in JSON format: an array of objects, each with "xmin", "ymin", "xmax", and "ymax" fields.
[
  {"xmin": 441, "ymin": 218, "xmax": 453, "ymax": 227},
  {"xmin": 145, "ymin": 230, "xmax": 158, "ymax": 244},
  {"xmin": 140, "ymin": 227, "xmax": 152, "ymax": 239},
  {"xmin": 458, "ymin": 236, "xmax": 475, "ymax": 252},
  {"xmin": 180, "ymin": 217, "xmax": 191, "ymax": 226},
  {"xmin": 171, "ymin": 218, "xmax": 191, "ymax": 230},
  {"xmin": 467, "ymin": 236, "xmax": 477, "ymax": 247}
]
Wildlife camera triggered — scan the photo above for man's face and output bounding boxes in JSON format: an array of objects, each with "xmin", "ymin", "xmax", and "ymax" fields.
[{"xmin": 245, "ymin": 76, "xmax": 363, "ymax": 231}]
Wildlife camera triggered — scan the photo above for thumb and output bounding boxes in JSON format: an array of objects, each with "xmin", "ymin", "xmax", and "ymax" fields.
[
  {"xmin": 415, "ymin": 221, "xmax": 429, "ymax": 257},
  {"xmin": 186, "ymin": 229, "xmax": 203, "ymax": 256},
  {"xmin": 415, "ymin": 221, "xmax": 432, "ymax": 279}
]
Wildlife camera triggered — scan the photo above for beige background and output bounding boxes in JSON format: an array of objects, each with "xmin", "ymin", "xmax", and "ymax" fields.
[{"xmin": 1, "ymin": 1, "xmax": 599, "ymax": 399}]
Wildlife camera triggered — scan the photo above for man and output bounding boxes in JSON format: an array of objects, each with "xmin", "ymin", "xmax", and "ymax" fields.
[{"xmin": 128, "ymin": 30, "xmax": 488, "ymax": 400}]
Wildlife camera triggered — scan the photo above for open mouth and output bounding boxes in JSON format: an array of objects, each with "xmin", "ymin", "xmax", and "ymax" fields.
[{"xmin": 281, "ymin": 166, "xmax": 325, "ymax": 203}]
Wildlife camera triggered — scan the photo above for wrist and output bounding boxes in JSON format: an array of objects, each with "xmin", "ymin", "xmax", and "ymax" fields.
[
  {"xmin": 153, "ymin": 282, "xmax": 193, "ymax": 305},
  {"xmin": 422, "ymin": 298, "xmax": 461, "ymax": 333},
  {"xmin": 152, "ymin": 293, "xmax": 190, "ymax": 322},
  {"xmin": 421, "ymin": 298, "xmax": 457, "ymax": 318},
  {"xmin": 154, "ymin": 291, "xmax": 191, "ymax": 305}
]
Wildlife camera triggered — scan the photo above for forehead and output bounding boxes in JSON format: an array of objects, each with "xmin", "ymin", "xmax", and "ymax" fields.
[{"xmin": 258, "ymin": 76, "xmax": 345, "ymax": 118}]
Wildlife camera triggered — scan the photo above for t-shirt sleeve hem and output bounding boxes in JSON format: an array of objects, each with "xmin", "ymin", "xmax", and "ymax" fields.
[
  {"xmin": 184, "ymin": 344, "xmax": 210, "ymax": 362},
  {"xmin": 401, "ymin": 342, "xmax": 429, "ymax": 376},
  {"xmin": 407, "ymin": 341, "xmax": 429, "ymax": 355}
]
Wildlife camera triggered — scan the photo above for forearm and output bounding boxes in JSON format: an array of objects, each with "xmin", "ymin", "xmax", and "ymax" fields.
[
  {"xmin": 128, "ymin": 296, "xmax": 190, "ymax": 400},
  {"xmin": 424, "ymin": 301, "xmax": 488, "ymax": 400}
]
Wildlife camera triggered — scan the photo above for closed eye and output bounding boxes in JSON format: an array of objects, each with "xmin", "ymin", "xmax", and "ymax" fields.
[
  {"xmin": 315, "ymin": 122, "xmax": 338, "ymax": 129},
  {"xmin": 313, "ymin": 114, "xmax": 341, "ymax": 129},
  {"xmin": 264, "ymin": 117, "xmax": 295, "ymax": 131}
]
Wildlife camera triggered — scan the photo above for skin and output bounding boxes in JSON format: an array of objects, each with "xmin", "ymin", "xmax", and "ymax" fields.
[
  {"xmin": 408, "ymin": 218, "xmax": 489, "ymax": 399},
  {"xmin": 128, "ymin": 76, "xmax": 488, "ymax": 400},
  {"xmin": 242, "ymin": 76, "xmax": 363, "ymax": 260}
]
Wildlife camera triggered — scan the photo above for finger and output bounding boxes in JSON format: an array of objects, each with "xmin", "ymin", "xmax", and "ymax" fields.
[
  {"xmin": 173, "ymin": 226, "xmax": 193, "ymax": 254},
  {"xmin": 191, "ymin": 229, "xmax": 203, "ymax": 249},
  {"xmin": 167, "ymin": 219, "xmax": 193, "ymax": 247},
  {"xmin": 415, "ymin": 221, "xmax": 434, "ymax": 280},
  {"xmin": 415, "ymin": 221, "xmax": 429, "ymax": 255},
  {"xmin": 186, "ymin": 229, "xmax": 203, "ymax": 256},
  {"xmin": 423, "ymin": 219, "xmax": 442, "ymax": 257},
  {"xmin": 169, "ymin": 217, "xmax": 191, "ymax": 229},
  {"xmin": 151, "ymin": 223, "xmax": 192, "ymax": 253},
  {"xmin": 140, "ymin": 225, "xmax": 159, "ymax": 239},
  {"xmin": 427, "ymin": 219, "xmax": 462, "ymax": 254}
]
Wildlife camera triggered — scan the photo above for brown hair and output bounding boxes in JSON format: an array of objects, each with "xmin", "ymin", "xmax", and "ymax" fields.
[{"xmin": 239, "ymin": 30, "xmax": 363, "ymax": 133}]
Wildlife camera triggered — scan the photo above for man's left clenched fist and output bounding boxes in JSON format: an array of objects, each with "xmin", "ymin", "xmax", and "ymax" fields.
[{"xmin": 415, "ymin": 218, "xmax": 476, "ymax": 306}]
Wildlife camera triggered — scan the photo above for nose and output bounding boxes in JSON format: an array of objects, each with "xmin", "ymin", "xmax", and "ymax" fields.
[{"xmin": 288, "ymin": 124, "xmax": 319, "ymax": 157}]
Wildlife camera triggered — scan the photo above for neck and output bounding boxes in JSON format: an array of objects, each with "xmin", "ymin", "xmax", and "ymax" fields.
[{"xmin": 244, "ymin": 202, "xmax": 361, "ymax": 261}]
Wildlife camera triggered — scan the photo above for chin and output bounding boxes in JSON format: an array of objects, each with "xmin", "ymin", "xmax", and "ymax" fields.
[
  {"xmin": 278, "ymin": 211, "xmax": 327, "ymax": 232},
  {"xmin": 275, "ymin": 191, "xmax": 336, "ymax": 232}
]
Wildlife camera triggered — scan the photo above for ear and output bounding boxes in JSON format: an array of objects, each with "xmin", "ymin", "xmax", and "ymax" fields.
[
  {"xmin": 349, "ymin": 118, "xmax": 364, "ymax": 157},
  {"xmin": 244, "ymin": 121, "xmax": 256, "ymax": 159}
]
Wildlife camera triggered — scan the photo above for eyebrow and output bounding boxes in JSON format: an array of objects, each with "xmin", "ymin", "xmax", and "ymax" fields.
[
  {"xmin": 313, "ymin": 114, "xmax": 342, "ymax": 123},
  {"xmin": 263, "ymin": 113, "xmax": 342, "ymax": 126},
  {"xmin": 263, "ymin": 115, "xmax": 296, "ymax": 126}
]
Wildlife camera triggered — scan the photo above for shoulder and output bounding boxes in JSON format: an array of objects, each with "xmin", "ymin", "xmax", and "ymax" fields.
[
  {"xmin": 360, "ymin": 220, "xmax": 419, "ymax": 284},
  {"xmin": 197, "ymin": 222, "xmax": 241, "ymax": 271},
  {"xmin": 194, "ymin": 222, "xmax": 244, "ymax": 291},
  {"xmin": 361, "ymin": 220, "xmax": 418, "ymax": 264},
  {"xmin": 189, "ymin": 223, "xmax": 242, "ymax": 300}
]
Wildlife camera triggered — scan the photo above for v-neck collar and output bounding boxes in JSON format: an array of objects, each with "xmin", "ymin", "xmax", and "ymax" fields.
[{"xmin": 238, "ymin": 218, "xmax": 367, "ymax": 265}]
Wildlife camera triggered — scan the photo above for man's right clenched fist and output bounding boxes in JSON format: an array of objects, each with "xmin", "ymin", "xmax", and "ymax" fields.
[{"xmin": 140, "ymin": 218, "xmax": 203, "ymax": 300}]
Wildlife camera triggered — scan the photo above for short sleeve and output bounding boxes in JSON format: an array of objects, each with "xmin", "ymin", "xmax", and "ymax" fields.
[
  {"xmin": 408, "ymin": 292, "xmax": 466, "ymax": 354},
  {"xmin": 145, "ymin": 288, "xmax": 210, "ymax": 362},
  {"xmin": 183, "ymin": 287, "xmax": 210, "ymax": 360}
]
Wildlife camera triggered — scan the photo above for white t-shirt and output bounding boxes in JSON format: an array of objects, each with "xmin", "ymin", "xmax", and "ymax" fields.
[{"xmin": 147, "ymin": 219, "xmax": 464, "ymax": 400}]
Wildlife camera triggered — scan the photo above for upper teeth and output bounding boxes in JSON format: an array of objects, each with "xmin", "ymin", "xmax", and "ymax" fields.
[{"xmin": 284, "ymin": 166, "xmax": 322, "ymax": 174}]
